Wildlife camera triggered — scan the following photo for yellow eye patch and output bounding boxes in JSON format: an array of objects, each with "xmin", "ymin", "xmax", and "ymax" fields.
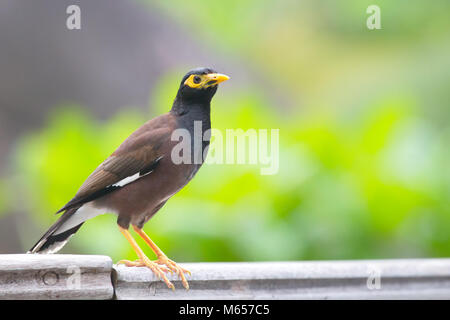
[
  {"xmin": 184, "ymin": 73, "xmax": 230, "ymax": 89},
  {"xmin": 184, "ymin": 74, "xmax": 206, "ymax": 88}
]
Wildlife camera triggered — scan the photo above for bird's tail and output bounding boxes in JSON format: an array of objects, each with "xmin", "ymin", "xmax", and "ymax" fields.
[{"xmin": 28, "ymin": 207, "xmax": 84, "ymax": 254}]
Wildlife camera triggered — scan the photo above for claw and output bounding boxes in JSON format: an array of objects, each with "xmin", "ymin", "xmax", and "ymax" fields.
[
  {"xmin": 117, "ymin": 259, "xmax": 144, "ymax": 267},
  {"xmin": 155, "ymin": 256, "xmax": 191, "ymax": 290},
  {"xmin": 118, "ymin": 257, "xmax": 174, "ymax": 289},
  {"xmin": 125, "ymin": 226, "xmax": 191, "ymax": 290}
]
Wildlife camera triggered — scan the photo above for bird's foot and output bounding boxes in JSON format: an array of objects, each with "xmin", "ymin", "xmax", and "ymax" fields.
[
  {"xmin": 154, "ymin": 255, "xmax": 191, "ymax": 290},
  {"xmin": 117, "ymin": 258, "xmax": 174, "ymax": 290}
]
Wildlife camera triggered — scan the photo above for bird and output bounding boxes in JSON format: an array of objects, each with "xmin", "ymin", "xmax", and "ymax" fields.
[{"xmin": 28, "ymin": 67, "xmax": 230, "ymax": 290}]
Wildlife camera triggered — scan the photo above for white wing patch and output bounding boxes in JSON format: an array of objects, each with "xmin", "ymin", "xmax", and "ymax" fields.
[
  {"xmin": 113, "ymin": 172, "xmax": 142, "ymax": 187},
  {"xmin": 111, "ymin": 156, "xmax": 162, "ymax": 188},
  {"xmin": 111, "ymin": 170, "xmax": 154, "ymax": 187}
]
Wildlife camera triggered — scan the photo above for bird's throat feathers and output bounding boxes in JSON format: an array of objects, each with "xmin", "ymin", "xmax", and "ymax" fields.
[
  {"xmin": 173, "ymin": 100, "xmax": 211, "ymax": 135},
  {"xmin": 171, "ymin": 94, "xmax": 212, "ymax": 165},
  {"xmin": 171, "ymin": 90, "xmax": 213, "ymax": 117}
]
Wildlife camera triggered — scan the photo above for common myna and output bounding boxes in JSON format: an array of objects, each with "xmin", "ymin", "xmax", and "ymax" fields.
[{"xmin": 29, "ymin": 68, "xmax": 230, "ymax": 290}]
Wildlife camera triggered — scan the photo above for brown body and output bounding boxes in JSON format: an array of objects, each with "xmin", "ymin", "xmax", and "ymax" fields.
[
  {"xmin": 95, "ymin": 120, "xmax": 198, "ymax": 228},
  {"xmin": 79, "ymin": 112, "xmax": 204, "ymax": 228}
]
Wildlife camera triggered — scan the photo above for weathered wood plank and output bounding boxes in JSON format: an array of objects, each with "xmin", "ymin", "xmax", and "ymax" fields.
[
  {"xmin": 113, "ymin": 259, "xmax": 450, "ymax": 299},
  {"xmin": 1, "ymin": 255, "xmax": 449, "ymax": 299},
  {"xmin": 0, "ymin": 254, "xmax": 113, "ymax": 300}
]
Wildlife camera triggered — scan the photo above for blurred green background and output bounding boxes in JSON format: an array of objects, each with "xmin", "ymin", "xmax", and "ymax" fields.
[{"xmin": 0, "ymin": 0, "xmax": 449, "ymax": 262}]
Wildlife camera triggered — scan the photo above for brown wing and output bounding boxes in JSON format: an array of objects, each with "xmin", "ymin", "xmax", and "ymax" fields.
[{"xmin": 57, "ymin": 114, "xmax": 175, "ymax": 213}]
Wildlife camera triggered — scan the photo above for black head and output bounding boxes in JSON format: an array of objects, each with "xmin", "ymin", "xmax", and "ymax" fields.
[{"xmin": 175, "ymin": 67, "xmax": 230, "ymax": 105}]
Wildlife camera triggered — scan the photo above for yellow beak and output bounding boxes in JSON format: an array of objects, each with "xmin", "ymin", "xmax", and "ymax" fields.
[{"xmin": 207, "ymin": 73, "xmax": 230, "ymax": 84}]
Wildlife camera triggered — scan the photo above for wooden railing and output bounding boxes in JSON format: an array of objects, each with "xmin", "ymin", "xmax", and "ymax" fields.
[{"xmin": 0, "ymin": 255, "xmax": 449, "ymax": 299}]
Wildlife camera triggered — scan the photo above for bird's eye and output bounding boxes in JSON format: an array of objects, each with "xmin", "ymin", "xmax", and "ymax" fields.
[{"xmin": 193, "ymin": 76, "xmax": 201, "ymax": 84}]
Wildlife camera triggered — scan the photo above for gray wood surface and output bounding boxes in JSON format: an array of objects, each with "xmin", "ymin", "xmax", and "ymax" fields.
[
  {"xmin": 113, "ymin": 259, "xmax": 450, "ymax": 300},
  {"xmin": 0, "ymin": 254, "xmax": 113, "ymax": 299},
  {"xmin": 1, "ymin": 255, "xmax": 449, "ymax": 299}
]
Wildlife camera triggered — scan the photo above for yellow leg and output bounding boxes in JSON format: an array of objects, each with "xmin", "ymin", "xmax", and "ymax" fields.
[
  {"xmin": 132, "ymin": 225, "xmax": 191, "ymax": 290},
  {"xmin": 117, "ymin": 226, "xmax": 174, "ymax": 290}
]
